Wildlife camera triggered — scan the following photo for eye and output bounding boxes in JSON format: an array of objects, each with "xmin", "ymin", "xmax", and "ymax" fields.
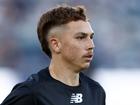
[
  {"xmin": 76, "ymin": 36, "xmax": 86, "ymax": 40},
  {"xmin": 90, "ymin": 35, "xmax": 93, "ymax": 39}
]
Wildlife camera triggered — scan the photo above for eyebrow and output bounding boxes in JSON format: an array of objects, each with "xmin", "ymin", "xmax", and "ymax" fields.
[{"xmin": 75, "ymin": 32, "xmax": 94, "ymax": 36}]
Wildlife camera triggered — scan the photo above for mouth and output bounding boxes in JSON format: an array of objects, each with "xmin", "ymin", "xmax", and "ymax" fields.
[{"xmin": 83, "ymin": 54, "xmax": 94, "ymax": 62}]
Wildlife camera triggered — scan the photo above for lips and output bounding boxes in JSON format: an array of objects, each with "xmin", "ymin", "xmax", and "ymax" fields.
[
  {"xmin": 84, "ymin": 55, "xmax": 93, "ymax": 58},
  {"xmin": 83, "ymin": 53, "xmax": 94, "ymax": 61}
]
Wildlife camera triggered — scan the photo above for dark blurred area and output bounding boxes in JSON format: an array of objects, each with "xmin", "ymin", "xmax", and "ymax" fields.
[{"xmin": 0, "ymin": 0, "xmax": 140, "ymax": 104}]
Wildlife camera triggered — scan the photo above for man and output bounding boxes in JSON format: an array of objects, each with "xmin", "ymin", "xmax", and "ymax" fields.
[{"xmin": 1, "ymin": 5, "xmax": 106, "ymax": 105}]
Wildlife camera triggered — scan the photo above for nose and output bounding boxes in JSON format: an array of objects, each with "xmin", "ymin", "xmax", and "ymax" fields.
[{"xmin": 86, "ymin": 38, "xmax": 95, "ymax": 50}]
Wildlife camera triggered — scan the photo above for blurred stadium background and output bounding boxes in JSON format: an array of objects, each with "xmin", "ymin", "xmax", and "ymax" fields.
[{"xmin": 0, "ymin": 0, "xmax": 140, "ymax": 105}]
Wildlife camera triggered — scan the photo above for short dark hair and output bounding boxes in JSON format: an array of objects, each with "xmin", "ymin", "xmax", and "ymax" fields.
[{"xmin": 37, "ymin": 5, "xmax": 87, "ymax": 58}]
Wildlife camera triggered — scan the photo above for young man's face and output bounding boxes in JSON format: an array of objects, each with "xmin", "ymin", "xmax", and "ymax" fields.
[{"xmin": 59, "ymin": 20, "xmax": 95, "ymax": 71}]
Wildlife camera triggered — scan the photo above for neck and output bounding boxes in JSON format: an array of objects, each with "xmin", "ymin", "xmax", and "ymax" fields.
[{"xmin": 49, "ymin": 58, "xmax": 80, "ymax": 86}]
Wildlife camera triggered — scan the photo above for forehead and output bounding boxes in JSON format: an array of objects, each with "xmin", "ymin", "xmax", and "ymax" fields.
[{"xmin": 65, "ymin": 20, "xmax": 94, "ymax": 34}]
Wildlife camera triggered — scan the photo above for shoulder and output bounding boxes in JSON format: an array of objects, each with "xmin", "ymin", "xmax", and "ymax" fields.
[
  {"xmin": 80, "ymin": 72, "xmax": 105, "ymax": 93},
  {"xmin": 80, "ymin": 73, "xmax": 106, "ymax": 104},
  {"xmin": 1, "ymin": 82, "xmax": 36, "ymax": 105},
  {"xmin": 15, "ymin": 67, "xmax": 49, "ymax": 92},
  {"xmin": 13, "ymin": 67, "xmax": 51, "ymax": 95},
  {"xmin": 1, "ymin": 68, "xmax": 49, "ymax": 105}
]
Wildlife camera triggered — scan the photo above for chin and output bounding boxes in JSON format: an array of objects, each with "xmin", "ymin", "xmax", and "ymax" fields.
[
  {"xmin": 84, "ymin": 61, "xmax": 91, "ymax": 67},
  {"xmin": 79, "ymin": 63, "xmax": 90, "ymax": 71},
  {"xmin": 83, "ymin": 65, "xmax": 90, "ymax": 69},
  {"xmin": 74, "ymin": 62, "xmax": 91, "ymax": 73}
]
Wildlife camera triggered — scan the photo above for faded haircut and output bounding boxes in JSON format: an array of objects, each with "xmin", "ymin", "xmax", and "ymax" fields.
[{"xmin": 37, "ymin": 5, "xmax": 87, "ymax": 58}]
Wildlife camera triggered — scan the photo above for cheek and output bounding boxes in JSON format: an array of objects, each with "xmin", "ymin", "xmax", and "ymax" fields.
[{"xmin": 61, "ymin": 42, "xmax": 82, "ymax": 59}]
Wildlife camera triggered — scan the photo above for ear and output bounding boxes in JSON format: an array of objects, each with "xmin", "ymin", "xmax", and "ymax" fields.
[{"xmin": 49, "ymin": 37, "xmax": 61, "ymax": 53}]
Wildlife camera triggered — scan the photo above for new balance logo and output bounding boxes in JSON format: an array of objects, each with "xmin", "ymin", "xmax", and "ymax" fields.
[{"xmin": 70, "ymin": 93, "xmax": 83, "ymax": 103}]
